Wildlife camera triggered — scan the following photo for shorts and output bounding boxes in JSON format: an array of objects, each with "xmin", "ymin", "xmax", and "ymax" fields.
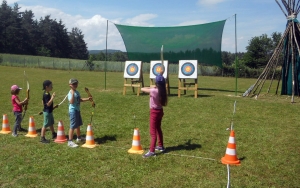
[
  {"xmin": 69, "ymin": 110, "xmax": 83, "ymax": 129},
  {"xmin": 43, "ymin": 112, "xmax": 54, "ymax": 127}
]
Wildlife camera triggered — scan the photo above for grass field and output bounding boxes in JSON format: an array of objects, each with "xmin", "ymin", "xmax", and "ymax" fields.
[{"xmin": 0, "ymin": 66, "xmax": 299, "ymax": 187}]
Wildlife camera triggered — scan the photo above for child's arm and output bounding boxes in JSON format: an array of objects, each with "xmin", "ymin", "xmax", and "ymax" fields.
[
  {"xmin": 46, "ymin": 92, "xmax": 55, "ymax": 106},
  {"xmin": 80, "ymin": 97, "xmax": 92, "ymax": 102},
  {"xmin": 141, "ymin": 87, "xmax": 152, "ymax": 93},
  {"xmin": 15, "ymin": 97, "xmax": 28, "ymax": 106}
]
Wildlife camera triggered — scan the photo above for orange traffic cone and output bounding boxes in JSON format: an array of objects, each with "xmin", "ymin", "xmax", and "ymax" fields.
[
  {"xmin": 128, "ymin": 128, "xmax": 144, "ymax": 154},
  {"xmin": 221, "ymin": 130, "xmax": 240, "ymax": 165},
  {"xmin": 0, "ymin": 114, "xmax": 11, "ymax": 134},
  {"xmin": 25, "ymin": 116, "xmax": 38, "ymax": 137},
  {"xmin": 82, "ymin": 124, "xmax": 96, "ymax": 148},
  {"xmin": 54, "ymin": 120, "xmax": 67, "ymax": 143}
]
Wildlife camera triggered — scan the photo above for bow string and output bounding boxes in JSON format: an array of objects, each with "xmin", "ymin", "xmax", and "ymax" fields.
[
  {"xmin": 85, "ymin": 87, "xmax": 95, "ymax": 125},
  {"xmin": 22, "ymin": 71, "xmax": 30, "ymax": 119}
]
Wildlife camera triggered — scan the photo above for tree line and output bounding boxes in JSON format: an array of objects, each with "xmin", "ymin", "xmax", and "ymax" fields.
[{"xmin": 0, "ymin": 0, "xmax": 88, "ymax": 59}]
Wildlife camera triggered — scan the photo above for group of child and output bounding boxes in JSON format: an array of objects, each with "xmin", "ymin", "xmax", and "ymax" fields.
[
  {"xmin": 10, "ymin": 72, "xmax": 167, "ymax": 156},
  {"xmin": 10, "ymin": 78, "xmax": 91, "ymax": 148}
]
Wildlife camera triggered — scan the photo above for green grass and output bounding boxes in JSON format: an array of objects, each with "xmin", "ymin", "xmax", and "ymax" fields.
[{"xmin": 0, "ymin": 66, "xmax": 299, "ymax": 187}]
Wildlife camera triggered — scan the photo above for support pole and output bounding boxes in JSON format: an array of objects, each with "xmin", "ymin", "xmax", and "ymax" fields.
[
  {"xmin": 235, "ymin": 14, "xmax": 238, "ymax": 96},
  {"xmin": 105, "ymin": 20, "xmax": 108, "ymax": 90}
]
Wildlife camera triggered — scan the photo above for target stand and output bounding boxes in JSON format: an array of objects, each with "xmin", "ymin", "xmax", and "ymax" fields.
[
  {"xmin": 123, "ymin": 61, "xmax": 144, "ymax": 96},
  {"xmin": 149, "ymin": 60, "xmax": 170, "ymax": 94},
  {"xmin": 178, "ymin": 60, "xmax": 198, "ymax": 98}
]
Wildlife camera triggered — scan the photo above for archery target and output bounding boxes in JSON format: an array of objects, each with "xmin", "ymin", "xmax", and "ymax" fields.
[
  {"xmin": 124, "ymin": 61, "xmax": 142, "ymax": 78},
  {"xmin": 178, "ymin": 60, "xmax": 198, "ymax": 79},
  {"xmin": 150, "ymin": 60, "xmax": 168, "ymax": 79}
]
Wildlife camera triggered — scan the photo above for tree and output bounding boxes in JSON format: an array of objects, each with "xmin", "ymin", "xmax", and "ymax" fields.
[
  {"xmin": 69, "ymin": 27, "xmax": 89, "ymax": 59},
  {"xmin": 243, "ymin": 33, "xmax": 276, "ymax": 69}
]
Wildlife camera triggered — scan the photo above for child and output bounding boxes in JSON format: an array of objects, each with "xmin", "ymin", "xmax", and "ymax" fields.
[
  {"xmin": 141, "ymin": 74, "xmax": 168, "ymax": 158},
  {"xmin": 11, "ymin": 85, "xmax": 28, "ymax": 137},
  {"xmin": 41, "ymin": 80, "xmax": 57, "ymax": 143},
  {"xmin": 67, "ymin": 78, "xmax": 92, "ymax": 148}
]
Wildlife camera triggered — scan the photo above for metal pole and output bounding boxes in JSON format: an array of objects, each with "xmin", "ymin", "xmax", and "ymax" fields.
[
  {"xmin": 105, "ymin": 20, "xmax": 108, "ymax": 90},
  {"xmin": 235, "ymin": 14, "xmax": 238, "ymax": 96}
]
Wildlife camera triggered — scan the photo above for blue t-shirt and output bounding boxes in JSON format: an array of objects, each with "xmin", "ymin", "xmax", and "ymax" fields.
[{"xmin": 68, "ymin": 90, "xmax": 80, "ymax": 112}]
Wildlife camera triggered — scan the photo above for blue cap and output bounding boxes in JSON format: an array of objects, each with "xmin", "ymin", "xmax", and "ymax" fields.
[{"xmin": 156, "ymin": 75, "xmax": 165, "ymax": 85}]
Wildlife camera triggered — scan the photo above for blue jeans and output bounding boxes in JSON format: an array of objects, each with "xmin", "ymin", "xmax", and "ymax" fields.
[
  {"xmin": 69, "ymin": 110, "xmax": 83, "ymax": 129},
  {"xmin": 13, "ymin": 111, "xmax": 23, "ymax": 134}
]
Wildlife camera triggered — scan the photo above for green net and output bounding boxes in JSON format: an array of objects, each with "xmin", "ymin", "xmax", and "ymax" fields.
[{"xmin": 114, "ymin": 20, "xmax": 226, "ymax": 67}]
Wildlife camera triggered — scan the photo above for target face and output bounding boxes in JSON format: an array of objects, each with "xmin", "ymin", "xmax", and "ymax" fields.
[
  {"xmin": 150, "ymin": 60, "xmax": 168, "ymax": 79},
  {"xmin": 181, "ymin": 62, "xmax": 195, "ymax": 76},
  {"xmin": 126, "ymin": 63, "xmax": 139, "ymax": 76},
  {"xmin": 124, "ymin": 61, "xmax": 142, "ymax": 78},
  {"xmin": 178, "ymin": 60, "xmax": 197, "ymax": 79},
  {"xmin": 152, "ymin": 63, "xmax": 163, "ymax": 76}
]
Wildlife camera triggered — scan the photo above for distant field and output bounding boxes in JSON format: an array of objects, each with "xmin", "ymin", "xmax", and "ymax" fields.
[{"xmin": 0, "ymin": 66, "xmax": 299, "ymax": 187}]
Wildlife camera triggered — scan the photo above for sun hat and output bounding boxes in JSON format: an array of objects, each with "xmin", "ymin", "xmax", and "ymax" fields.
[
  {"xmin": 11, "ymin": 85, "xmax": 22, "ymax": 91},
  {"xmin": 155, "ymin": 75, "xmax": 165, "ymax": 85},
  {"xmin": 69, "ymin": 78, "xmax": 78, "ymax": 85},
  {"xmin": 42, "ymin": 80, "xmax": 52, "ymax": 90}
]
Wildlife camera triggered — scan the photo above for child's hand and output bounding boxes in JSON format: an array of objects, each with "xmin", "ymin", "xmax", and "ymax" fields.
[
  {"xmin": 52, "ymin": 92, "xmax": 56, "ymax": 98},
  {"xmin": 23, "ymin": 98, "xmax": 29, "ymax": 105}
]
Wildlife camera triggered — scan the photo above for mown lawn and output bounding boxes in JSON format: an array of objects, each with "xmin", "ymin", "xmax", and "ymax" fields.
[{"xmin": 0, "ymin": 66, "xmax": 299, "ymax": 187}]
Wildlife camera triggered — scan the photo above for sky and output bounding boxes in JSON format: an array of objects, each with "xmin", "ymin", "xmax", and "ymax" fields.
[{"xmin": 6, "ymin": 0, "xmax": 286, "ymax": 53}]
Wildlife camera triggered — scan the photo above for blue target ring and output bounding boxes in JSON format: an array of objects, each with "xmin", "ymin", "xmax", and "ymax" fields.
[
  {"xmin": 152, "ymin": 63, "xmax": 163, "ymax": 76},
  {"xmin": 181, "ymin": 62, "xmax": 195, "ymax": 76},
  {"xmin": 126, "ymin": 63, "xmax": 139, "ymax": 76}
]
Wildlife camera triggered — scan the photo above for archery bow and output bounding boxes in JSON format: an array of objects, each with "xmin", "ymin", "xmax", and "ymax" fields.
[
  {"xmin": 85, "ymin": 87, "xmax": 95, "ymax": 125},
  {"xmin": 22, "ymin": 71, "xmax": 30, "ymax": 119},
  {"xmin": 160, "ymin": 45, "xmax": 165, "ymax": 75},
  {"xmin": 38, "ymin": 94, "xmax": 68, "ymax": 115}
]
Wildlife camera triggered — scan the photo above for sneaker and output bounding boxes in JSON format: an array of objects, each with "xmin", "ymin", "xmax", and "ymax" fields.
[
  {"xmin": 52, "ymin": 132, "xmax": 57, "ymax": 139},
  {"xmin": 18, "ymin": 127, "xmax": 27, "ymax": 132},
  {"xmin": 40, "ymin": 138, "xmax": 50, "ymax": 144},
  {"xmin": 142, "ymin": 151, "xmax": 156, "ymax": 158},
  {"xmin": 68, "ymin": 141, "xmax": 78, "ymax": 148},
  {"xmin": 12, "ymin": 133, "xmax": 18, "ymax": 137},
  {"xmin": 155, "ymin": 146, "xmax": 165, "ymax": 152},
  {"xmin": 76, "ymin": 137, "xmax": 85, "ymax": 143}
]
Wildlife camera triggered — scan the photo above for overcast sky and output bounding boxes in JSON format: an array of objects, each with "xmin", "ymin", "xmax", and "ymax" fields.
[{"xmin": 6, "ymin": 0, "xmax": 286, "ymax": 53}]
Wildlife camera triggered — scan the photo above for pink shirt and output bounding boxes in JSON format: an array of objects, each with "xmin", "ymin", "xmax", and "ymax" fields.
[
  {"xmin": 149, "ymin": 88, "xmax": 162, "ymax": 109},
  {"xmin": 12, "ymin": 95, "xmax": 22, "ymax": 112}
]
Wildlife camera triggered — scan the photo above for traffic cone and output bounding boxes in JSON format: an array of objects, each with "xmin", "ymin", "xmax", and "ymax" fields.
[
  {"xmin": 82, "ymin": 124, "xmax": 97, "ymax": 148},
  {"xmin": 54, "ymin": 120, "xmax": 67, "ymax": 143},
  {"xmin": 0, "ymin": 114, "xmax": 11, "ymax": 134},
  {"xmin": 128, "ymin": 128, "xmax": 144, "ymax": 154},
  {"xmin": 25, "ymin": 116, "xmax": 38, "ymax": 137},
  {"xmin": 221, "ymin": 130, "xmax": 240, "ymax": 165}
]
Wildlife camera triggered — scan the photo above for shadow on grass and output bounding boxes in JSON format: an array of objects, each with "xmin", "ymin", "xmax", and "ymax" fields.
[
  {"xmin": 165, "ymin": 139, "xmax": 201, "ymax": 153},
  {"xmin": 94, "ymin": 135, "xmax": 117, "ymax": 144}
]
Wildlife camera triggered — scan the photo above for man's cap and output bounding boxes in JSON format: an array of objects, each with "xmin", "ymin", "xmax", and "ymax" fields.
[
  {"xmin": 11, "ymin": 85, "xmax": 22, "ymax": 91},
  {"xmin": 69, "ymin": 78, "xmax": 79, "ymax": 85},
  {"xmin": 155, "ymin": 75, "xmax": 165, "ymax": 85},
  {"xmin": 42, "ymin": 80, "xmax": 52, "ymax": 90}
]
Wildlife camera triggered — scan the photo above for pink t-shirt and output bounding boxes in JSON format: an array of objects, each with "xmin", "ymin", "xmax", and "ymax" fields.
[
  {"xmin": 149, "ymin": 88, "xmax": 162, "ymax": 109},
  {"xmin": 12, "ymin": 95, "xmax": 22, "ymax": 112}
]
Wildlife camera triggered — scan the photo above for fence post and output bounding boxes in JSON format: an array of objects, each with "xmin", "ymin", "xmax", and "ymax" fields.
[{"xmin": 24, "ymin": 58, "xmax": 25, "ymax": 67}]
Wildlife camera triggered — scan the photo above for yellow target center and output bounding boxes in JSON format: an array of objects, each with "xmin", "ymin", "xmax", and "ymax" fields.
[
  {"xmin": 130, "ymin": 66, "xmax": 135, "ymax": 72},
  {"xmin": 185, "ymin": 66, "xmax": 191, "ymax": 72},
  {"xmin": 156, "ymin": 66, "xmax": 162, "ymax": 73}
]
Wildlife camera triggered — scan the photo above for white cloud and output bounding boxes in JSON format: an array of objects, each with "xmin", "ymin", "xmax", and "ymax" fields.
[
  {"xmin": 124, "ymin": 14, "xmax": 157, "ymax": 26},
  {"xmin": 6, "ymin": 0, "xmax": 19, "ymax": 5},
  {"xmin": 19, "ymin": 5, "xmax": 126, "ymax": 51},
  {"xmin": 197, "ymin": 0, "xmax": 227, "ymax": 6}
]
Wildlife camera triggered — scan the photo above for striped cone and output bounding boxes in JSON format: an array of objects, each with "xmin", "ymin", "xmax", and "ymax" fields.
[
  {"xmin": 54, "ymin": 121, "xmax": 67, "ymax": 143},
  {"xmin": 25, "ymin": 116, "xmax": 38, "ymax": 137},
  {"xmin": 221, "ymin": 130, "xmax": 240, "ymax": 165},
  {"xmin": 0, "ymin": 114, "xmax": 11, "ymax": 134},
  {"xmin": 128, "ymin": 128, "xmax": 144, "ymax": 154},
  {"xmin": 82, "ymin": 124, "xmax": 96, "ymax": 148}
]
